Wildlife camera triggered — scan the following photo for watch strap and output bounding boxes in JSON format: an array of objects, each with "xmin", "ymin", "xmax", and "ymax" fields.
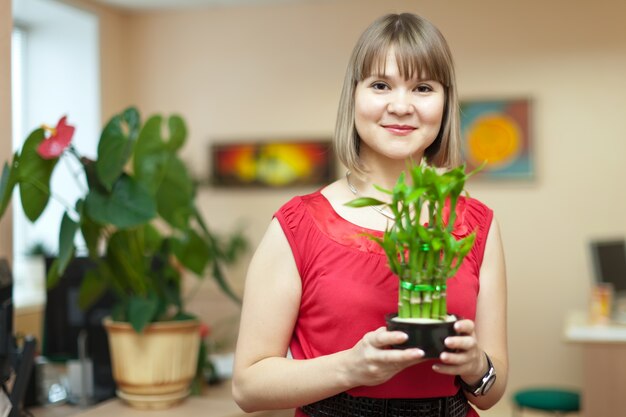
[{"xmin": 458, "ymin": 352, "xmax": 496, "ymax": 396}]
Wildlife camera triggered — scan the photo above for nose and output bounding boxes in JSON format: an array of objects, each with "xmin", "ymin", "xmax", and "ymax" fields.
[{"xmin": 387, "ymin": 92, "xmax": 414, "ymax": 115}]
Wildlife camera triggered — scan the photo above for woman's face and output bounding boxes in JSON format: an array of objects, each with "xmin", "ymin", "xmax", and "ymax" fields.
[{"xmin": 354, "ymin": 49, "xmax": 445, "ymax": 164}]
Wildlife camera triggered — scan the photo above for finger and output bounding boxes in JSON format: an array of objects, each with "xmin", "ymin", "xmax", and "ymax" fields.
[
  {"xmin": 453, "ymin": 319, "xmax": 475, "ymax": 335},
  {"xmin": 444, "ymin": 335, "xmax": 477, "ymax": 351},
  {"xmin": 431, "ymin": 362, "xmax": 461, "ymax": 375},
  {"xmin": 439, "ymin": 350, "xmax": 470, "ymax": 366},
  {"xmin": 369, "ymin": 329, "xmax": 409, "ymax": 348},
  {"xmin": 378, "ymin": 347, "xmax": 425, "ymax": 363}
]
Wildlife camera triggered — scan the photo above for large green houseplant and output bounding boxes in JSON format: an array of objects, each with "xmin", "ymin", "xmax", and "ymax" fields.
[
  {"xmin": 0, "ymin": 107, "xmax": 244, "ymax": 332},
  {"xmin": 347, "ymin": 161, "xmax": 478, "ymax": 356}
]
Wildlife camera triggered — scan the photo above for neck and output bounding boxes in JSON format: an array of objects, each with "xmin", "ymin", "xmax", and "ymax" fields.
[{"xmin": 353, "ymin": 159, "xmax": 421, "ymax": 195}]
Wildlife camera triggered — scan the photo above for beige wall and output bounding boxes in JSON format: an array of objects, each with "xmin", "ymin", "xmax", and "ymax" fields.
[
  {"xmin": 11, "ymin": 0, "xmax": 626, "ymax": 413},
  {"xmin": 62, "ymin": 0, "xmax": 131, "ymax": 120},
  {"xmin": 1, "ymin": 0, "xmax": 12, "ymax": 262},
  {"xmin": 116, "ymin": 0, "xmax": 626, "ymax": 407}
]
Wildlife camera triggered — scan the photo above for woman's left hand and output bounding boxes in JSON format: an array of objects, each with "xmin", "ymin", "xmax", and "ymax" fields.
[{"xmin": 431, "ymin": 319, "xmax": 487, "ymax": 383}]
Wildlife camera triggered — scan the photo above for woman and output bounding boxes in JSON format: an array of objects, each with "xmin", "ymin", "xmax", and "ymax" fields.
[{"xmin": 233, "ymin": 13, "xmax": 508, "ymax": 417}]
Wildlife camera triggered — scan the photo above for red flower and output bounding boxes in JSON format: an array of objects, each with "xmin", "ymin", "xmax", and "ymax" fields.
[
  {"xmin": 37, "ymin": 116, "xmax": 75, "ymax": 159},
  {"xmin": 199, "ymin": 323, "xmax": 211, "ymax": 339}
]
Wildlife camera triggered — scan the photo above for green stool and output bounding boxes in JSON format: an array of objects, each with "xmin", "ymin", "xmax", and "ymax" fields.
[{"xmin": 513, "ymin": 388, "xmax": 581, "ymax": 416}]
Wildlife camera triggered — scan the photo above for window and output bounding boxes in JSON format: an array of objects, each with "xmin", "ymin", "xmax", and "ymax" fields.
[{"xmin": 12, "ymin": 0, "xmax": 100, "ymax": 308}]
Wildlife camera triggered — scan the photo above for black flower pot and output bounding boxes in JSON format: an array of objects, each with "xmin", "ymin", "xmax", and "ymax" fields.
[{"xmin": 385, "ymin": 313, "xmax": 458, "ymax": 358}]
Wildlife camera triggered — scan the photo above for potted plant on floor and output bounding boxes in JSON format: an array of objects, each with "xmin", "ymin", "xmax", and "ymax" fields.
[
  {"xmin": 346, "ymin": 161, "xmax": 477, "ymax": 358},
  {"xmin": 0, "ymin": 107, "xmax": 247, "ymax": 408}
]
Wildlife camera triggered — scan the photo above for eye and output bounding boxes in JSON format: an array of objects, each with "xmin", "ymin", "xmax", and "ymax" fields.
[
  {"xmin": 415, "ymin": 84, "xmax": 434, "ymax": 93},
  {"xmin": 370, "ymin": 81, "xmax": 390, "ymax": 91}
]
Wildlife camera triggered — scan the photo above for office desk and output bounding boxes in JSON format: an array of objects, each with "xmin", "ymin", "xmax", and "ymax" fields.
[
  {"xmin": 30, "ymin": 381, "xmax": 294, "ymax": 417},
  {"xmin": 563, "ymin": 311, "xmax": 626, "ymax": 417}
]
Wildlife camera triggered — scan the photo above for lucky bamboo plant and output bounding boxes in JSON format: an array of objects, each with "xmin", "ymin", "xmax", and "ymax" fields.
[{"xmin": 347, "ymin": 161, "xmax": 478, "ymax": 321}]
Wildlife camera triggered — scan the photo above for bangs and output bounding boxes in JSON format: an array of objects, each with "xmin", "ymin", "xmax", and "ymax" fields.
[{"xmin": 353, "ymin": 17, "xmax": 453, "ymax": 86}]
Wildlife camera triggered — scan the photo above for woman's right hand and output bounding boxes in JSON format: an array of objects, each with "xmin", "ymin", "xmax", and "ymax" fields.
[{"xmin": 344, "ymin": 327, "xmax": 426, "ymax": 387}]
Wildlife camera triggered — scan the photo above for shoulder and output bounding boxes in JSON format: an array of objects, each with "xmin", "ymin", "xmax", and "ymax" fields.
[
  {"xmin": 460, "ymin": 195, "xmax": 493, "ymax": 222},
  {"xmin": 275, "ymin": 189, "xmax": 323, "ymax": 218}
]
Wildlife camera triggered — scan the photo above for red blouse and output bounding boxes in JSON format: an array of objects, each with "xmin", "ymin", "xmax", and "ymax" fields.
[{"xmin": 274, "ymin": 190, "xmax": 493, "ymax": 416}]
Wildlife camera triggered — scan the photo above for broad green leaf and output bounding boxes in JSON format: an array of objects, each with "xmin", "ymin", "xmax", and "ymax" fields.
[
  {"xmin": 85, "ymin": 175, "xmax": 157, "ymax": 229},
  {"xmin": 156, "ymin": 156, "xmax": 194, "ymax": 229},
  {"xmin": 128, "ymin": 295, "xmax": 159, "ymax": 332},
  {"xmin": 79, "ymin": 208, "xmax": 102, "ymax": 259},
  {"xmin": 106, "ymin": 229, "xmax": 148, "ymax": 294},
  {"xmin": 134, "ymin": 116, "xmax": 166, "ymax": 193},
  {"xmin": 143, "ymin": 223, "xmax": 163, "ymax": 253},
  {"xmin": 0, "ymin": 159, "xmax": 19, "ymax": 219},
  {"xmin": 46, "ymin": 258, "xmax": 62, "ymax": 289},
  {"xmin": 78, "ymin": 269, "xmax": 107, "ymax": 310},
  {"xmin": 57, "ymin": 212, "xmax": 79, "ymax": 274},
  {"xmin": 171, "ymin": 230, "xmax": 210, "ymax": 275},
  {"xmin": 96, "ymin": 114, "xmax": 134, "ymax": 191},
  {"xmin": 17, "ymin": 128, "xmax": 57, "ymax": 221},
  {"xmin": 167, "ymin": 115, "xmax": 186, "ymax": 151},
  {"xmin": 122, "ymin": 107, "xmax": 141, "ymax": 141}
]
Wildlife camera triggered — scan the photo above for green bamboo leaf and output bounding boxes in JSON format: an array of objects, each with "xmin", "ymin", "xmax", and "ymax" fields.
[
  {"xmin": 18, "ymin": 128, "xmax": 57, "ymax": 221},
  {"xmin": 96, "ymin": 114, "xmax": 134, "ymax": 191},
  {"xmin": 85, "ymin": 175, "xmax": 157, "ymax": 229},
  {"xmin": 372, "ymin": 184, "xmax": 392, "ymax": 195},
  {"xmin": 344, "ymin": 197, "xmax": 386, "ymax": 208}
]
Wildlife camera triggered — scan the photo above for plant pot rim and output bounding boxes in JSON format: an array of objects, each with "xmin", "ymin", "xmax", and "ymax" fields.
[
  {"xmin": 103, "ymin": 317, "xmax": 200, "ymax": 332},
  {"xmin": 385, "ymin": 313, "xmax": 458, "ymax": 326}
]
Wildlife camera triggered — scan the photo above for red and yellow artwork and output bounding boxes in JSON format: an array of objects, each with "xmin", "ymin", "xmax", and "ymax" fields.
[
  {"xmin": 211, "ymin": 141, "xmax": 334, "ymax": 187},
  {"xmin": 460, "ymin": 99, "xmax": 532, "ymax": 179}
]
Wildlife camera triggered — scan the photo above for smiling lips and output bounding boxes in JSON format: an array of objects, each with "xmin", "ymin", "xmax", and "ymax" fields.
[{"xmin": 382, "ymin": 124, "xmax": 417, "ymax": 136}]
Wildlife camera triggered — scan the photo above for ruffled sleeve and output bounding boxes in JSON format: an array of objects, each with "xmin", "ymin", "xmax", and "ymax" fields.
[
  {"xmin": 455, "ymin": 196, "xmax": 494, "ymax": 277},
  {"xmin": 273, "ymin": 196, "xmax": 307, "ymax": 273}
]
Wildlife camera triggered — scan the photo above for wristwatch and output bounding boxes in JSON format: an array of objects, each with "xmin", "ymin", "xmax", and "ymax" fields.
[{"xmin": 458, "ymin": 352, "xmax": 496, "ymax": 397}]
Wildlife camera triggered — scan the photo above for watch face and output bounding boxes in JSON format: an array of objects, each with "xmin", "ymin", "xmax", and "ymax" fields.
[{"xmin": 481, "ymin": 374, "xmax": 497, "ymax": 395}]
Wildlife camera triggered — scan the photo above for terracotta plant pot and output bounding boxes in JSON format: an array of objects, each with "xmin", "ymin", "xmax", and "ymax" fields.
[
  {"xmin": 385, "ymin": 313, "xmax": 458, "ymax": 358},
  {"xmin": 103, "ymin": 318, "xmax": 200, "ymax": 409}
]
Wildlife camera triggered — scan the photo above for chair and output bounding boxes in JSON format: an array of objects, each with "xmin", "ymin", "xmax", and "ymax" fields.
[{"xmin": 512, "ymin": 388, "xmax": 581, "ymax": 416}]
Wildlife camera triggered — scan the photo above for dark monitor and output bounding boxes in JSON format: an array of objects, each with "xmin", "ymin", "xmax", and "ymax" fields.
[
  {"xmin": 43, "ymin": 257, "xmax": 116, "ymax": 401},
  {"xmin": 1, "ymin": 258, "xmax": 36, "ymax": 417},
  {"xmin": 0, "ymin": 258, "xmax": 13, "ymax": 384},
  {"xmin": 589, "ymin": 239, "xmax": 626, "ymax": 294}
]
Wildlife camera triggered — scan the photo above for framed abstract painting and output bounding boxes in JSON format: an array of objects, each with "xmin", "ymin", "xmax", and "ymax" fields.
[
  {"xmin": 460, "ymin": 98, "xmax": 533, "ymax": 180},
  {"xmin": 210, "ymin": 140, "xmax": 334, "ymax": 187}
]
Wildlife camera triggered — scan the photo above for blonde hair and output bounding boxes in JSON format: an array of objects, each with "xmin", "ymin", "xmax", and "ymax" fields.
[{"xmin": 334, "ymin": 13, "xmax": 461, "ymax": 175}]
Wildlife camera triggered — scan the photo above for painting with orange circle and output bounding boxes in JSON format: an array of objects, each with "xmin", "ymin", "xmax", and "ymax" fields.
[
  {"xmin": 211, "ymin": 140, "xmax": 334, "ymax": 187},
  {"xmin": 460, "ymin": 99, "xmax": 532, "ymax": 179}
]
